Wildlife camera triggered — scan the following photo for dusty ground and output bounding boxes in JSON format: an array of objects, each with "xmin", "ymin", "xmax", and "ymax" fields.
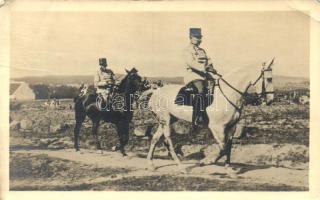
[
  {"xmin": 10, "ymin": 148, "xmax": 308, "ymax": 191},
  {"xmin": 9, "ymin": 100, "xmax": 309, "ymax": 191}
]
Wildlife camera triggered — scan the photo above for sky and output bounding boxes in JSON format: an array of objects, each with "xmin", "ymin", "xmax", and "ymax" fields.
[{"xmin": 10, "ymin": 11, "xmax": 310, "ymax": 78}]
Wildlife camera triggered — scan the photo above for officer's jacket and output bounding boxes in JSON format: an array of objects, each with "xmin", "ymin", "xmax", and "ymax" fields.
[
  {"xmin": 94, "ymin": 68, "xmax": 115, "ymax": 88},
  {"xmin": 183, "ymin": 44, "xmax": 213, "ymax": 71}
]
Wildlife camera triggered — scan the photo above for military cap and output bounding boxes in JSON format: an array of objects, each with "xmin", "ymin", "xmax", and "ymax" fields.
[
  {"xmin": 99, "ymin": 58, "xmax": 107, "ymax": 66},
  {"xmin": 190, "ymin": 28, "xmax": 202, "ymax": 38}
]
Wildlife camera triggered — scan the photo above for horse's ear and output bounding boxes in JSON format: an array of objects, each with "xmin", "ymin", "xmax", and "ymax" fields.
[
  {"xmin": 132, "ymin": 67, "xmax": 138, "ymax": 73},
  {"xmin": 267, "ymin": 57, "xmax": 275, "ymax": 70},
  {"xmin": 125, "ymin": 69, "xmax": 130, "ymax": 74}
]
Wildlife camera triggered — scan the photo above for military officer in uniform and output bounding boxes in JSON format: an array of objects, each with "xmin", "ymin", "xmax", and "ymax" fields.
[
  {"xmin": 94, "ymin": 58, "xmax": 116, "ymax": 106},
  {"xmin": 182, "ymin": 28, "xmax": 218, "ymax": 130},
  {"xmin": 183, "ymin": 28, "xmax": 217, "ymax": 83}
]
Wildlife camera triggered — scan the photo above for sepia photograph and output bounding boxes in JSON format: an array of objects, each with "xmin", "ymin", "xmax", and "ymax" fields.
[{"xmin": 1, "ymin": 0, "xmax": 319, "ymax": 196}]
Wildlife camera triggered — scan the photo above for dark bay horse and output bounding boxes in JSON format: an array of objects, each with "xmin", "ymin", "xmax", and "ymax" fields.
[{"xmin": 73, "ymin": 68, "xmax": 143, "ymax": 155}]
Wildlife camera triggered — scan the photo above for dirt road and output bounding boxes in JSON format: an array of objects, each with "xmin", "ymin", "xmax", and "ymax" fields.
[{"xmin": 10, "ymin": 148, "xmax": 308, "ymax": 191}]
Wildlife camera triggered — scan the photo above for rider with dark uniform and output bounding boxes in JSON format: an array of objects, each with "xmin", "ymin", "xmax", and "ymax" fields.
[{"xmin": 179, "ymin": 28, "xmax": 218, "ymax": 130}]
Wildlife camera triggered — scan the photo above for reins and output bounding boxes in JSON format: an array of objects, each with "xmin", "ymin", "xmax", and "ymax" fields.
[
  {"xmin": 215, "ymin": 70, "xmax": 264, "ymax": 113},
  {"xmin": 216, "ymin": 78, "xmax": 243, "ymax": 112},
  {"xmin": 216, "ymin": 72, "xmax": 273, "ymax": 122},
  {"xmin": 252, "ymin": 71, "xmax": 263, "ymax": 86},
  {"xmin": 219, "ymin": 77, "xmax": 245, "ymax": 96}
]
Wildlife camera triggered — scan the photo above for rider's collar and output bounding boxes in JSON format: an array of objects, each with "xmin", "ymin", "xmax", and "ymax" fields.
[{"xmin": 100, "ymin": 66, "xmax": 107, "ymax": 72}]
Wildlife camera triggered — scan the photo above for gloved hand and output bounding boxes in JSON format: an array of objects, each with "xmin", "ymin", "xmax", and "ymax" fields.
[{"xmin": 205, "ymin": 64, "xmax": 217, "ymax": 74}]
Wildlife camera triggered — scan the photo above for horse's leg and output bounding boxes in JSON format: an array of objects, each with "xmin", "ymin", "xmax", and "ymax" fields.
[
  {"xmin": 214, "ymin": 123, "xmax": 239, "ymax": 177},
  {"xmin": 162, "ymin": 122, "xmax": 185, "ymax": 172},
  {"xmin": 225, "ymin": 139, "xmax": 233, "ymax": 166},
  {"xmin": 146, "ymin": 127, "xmax": 163, "ymax": 171},
  {"xmin": 214, "ymin": 149, "xmax": 226, "ymax": 163},
  {"xmin": 163, "ymin": 136, "xmax": 183, "ymax": 158},
  {"xmin": 164, "ymin": 136, "xmax": 182, "ymax": 166},
  {"xmin": 92, "ymin": 120, "xmax": 102, "ymax": 151},
  {"xmin": 223, "ymin": 136, "xmax": 239, "ymax": 177},
  {"xmin": 206, "ymin": 121, "xmax": 227, "ymax": 164},
  {"xmin": 116, "ymin": 121, "xmax": 129, "ymax": 156},
  {"xmin": 74, "ymin": 111, "xmax": 86, "ymax": 152},
  {"xmin": 223, "ymin": 122, "xmax": 237, "ymax": 165},
  {"xmin": 120, "ymin": 125, "xmax": 129, "ymax": 157},
  {"xmin": 163, "ymin": 139, "xmax": 171, "ymax": 157},
  {"xmin": 164, "ymin": 136, "xmax": 186, "ymax": 173},
  {"xmin": 213, "ymin": 132, "xmax": 233, "ymax": 165}
]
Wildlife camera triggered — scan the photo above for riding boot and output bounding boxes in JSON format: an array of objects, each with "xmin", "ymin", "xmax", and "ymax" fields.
[
  {"xmin": 191, "ymin": 110, "xmax": 197, "ymax": 131},
  {"xmin": 192, "ymin": 98, "xmax": 201, "ymax": 132}
]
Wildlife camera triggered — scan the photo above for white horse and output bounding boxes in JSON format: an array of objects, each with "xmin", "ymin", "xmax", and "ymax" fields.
[{"xmin": 144, "ymin": 59, "xmax": 275, "ymax": 171}]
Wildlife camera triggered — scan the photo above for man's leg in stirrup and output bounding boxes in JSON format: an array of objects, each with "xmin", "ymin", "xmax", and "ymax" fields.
[
  {"xmin": 192, "ymin": 80, "xmax": 209, "ymax": 131},
  {"xmin": 97, "ymin": 89, "xmax": 108, "ymax": 110},
  {"xmin": 192, "ymin": 97, "xmax": 201, "ymax": 131},
  {"xmin": 191, "ymin": 81, "xmax": 203, "ymax": 131}
]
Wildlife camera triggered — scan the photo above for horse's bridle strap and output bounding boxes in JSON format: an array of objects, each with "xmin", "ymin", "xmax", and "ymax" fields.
[
  {"xmin": 216, "ymin": 71, "xmax": 266, "ymax": 112},
  {"xmin": 219, "ymin": 77, "xmax": 245, "ymax": 96},
  {"xmin": 252, "ymin": 71, "xmax": 263, "ymax": 86},
  {"xmin": 217, "ymin": 79, "xmax": 242, "ymax": 112}
]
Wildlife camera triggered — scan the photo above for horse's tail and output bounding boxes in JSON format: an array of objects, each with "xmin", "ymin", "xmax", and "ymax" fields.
[
  {"xmin": 73, "ymin": 96, "xmax": 87, "ymax": 151},
  {"xmin": 74, "ymin": 96, "xmax": 86, "ymax": 119}
]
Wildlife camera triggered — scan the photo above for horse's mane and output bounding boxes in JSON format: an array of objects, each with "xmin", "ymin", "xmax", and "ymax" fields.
[
  {"xmin": 117, "ymin": 73, "xmax": 130, "ymax": 92},
  {"xmin": 222, "ymin": 64, "xmax": 262, "ymax": 92},
  {"xmin": 117, "ymin": 68, "xmax": 139, "ymax": 92}
]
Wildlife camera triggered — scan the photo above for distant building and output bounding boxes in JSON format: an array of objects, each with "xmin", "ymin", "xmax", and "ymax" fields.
[{"xmin": 10, "ymin": 81, "xmax": 35, "ymax": 101}]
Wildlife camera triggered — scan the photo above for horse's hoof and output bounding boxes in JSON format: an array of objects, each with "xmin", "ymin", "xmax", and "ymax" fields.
[
  {"xmin": 178, "ymin": 165, "xmax": 188, "ymax": 174},
  {"xmin": 200, "ymin": 159, "xmax": 212, "ymax": 166},
  {"xmin": 148, "ymin": 165, "xmax": 156, "ymax": 171},
  {"xmin": 225, "ymin": 167, "xmax": 238, "ymax": 178},
  {"xmin": 76, "ymin": 150, "xmax": 84, "ymax": 154},
  {"xmin": 177, "ymin": 154, "xmax": 184, "ymax": 160},
  {"xmin": 96, "ymin": 150, "xmax": 103, "ymax": 154},
  {"xmin": 120, "ymin": 150, "xmax": 127, "ymax": 156},
  {"xmin": 227, "ymin": 172, "xmax": 238, "ymax": 179},
  {"xmin": 147, "ymin": 161, "xmax": 156, "ymax": 171}
]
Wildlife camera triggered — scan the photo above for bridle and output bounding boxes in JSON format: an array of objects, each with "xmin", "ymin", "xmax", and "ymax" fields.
[
  {"xmin": 215, "ymin": 67, "xmax": 272, "ymax": 113},
  {"xmin": 215, "ymin": 58, "xmax": 275, "ymax": 113}
]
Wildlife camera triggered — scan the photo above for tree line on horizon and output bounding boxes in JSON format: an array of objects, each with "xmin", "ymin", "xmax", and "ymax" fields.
[{"xmin": 30, "ymin": 84, "xmax": 81, "ymax": 99}]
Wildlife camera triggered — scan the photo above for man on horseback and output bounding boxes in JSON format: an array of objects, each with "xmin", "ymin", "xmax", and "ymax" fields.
[
  {"xmin": 178, "ymin": 28, "xmax": 218, "ymax": 130},
  {"xmin": 94, "ymin": 58, "xmax": 116, "ymax": 107}
]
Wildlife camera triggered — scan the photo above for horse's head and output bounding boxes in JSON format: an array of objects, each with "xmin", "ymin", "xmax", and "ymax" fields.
[
  {"xmin": 123, "ymin": 68, "xmax": 143, "ymax": 92},
  {"xmin": 245, "ymin": 58, "xmax": 275, "ymax": 106}
]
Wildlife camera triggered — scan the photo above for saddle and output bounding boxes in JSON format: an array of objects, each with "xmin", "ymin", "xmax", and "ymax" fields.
[
  {"xmin": 174, "ymin": 79, "xmax": 214, "ymax": 107},
  {"xmin": 96, "ymin": 84, "xmax": 117, "ymax": 109},
  {"xmin": 174, "ymin": 77, "xmax": 216, "ymax": 130}
]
